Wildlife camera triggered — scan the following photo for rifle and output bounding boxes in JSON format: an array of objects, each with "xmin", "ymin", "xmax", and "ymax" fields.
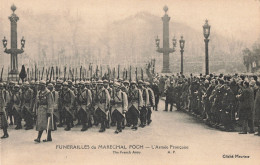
[
  {"xmin": 64, "ymin": 66, "xmax": 67, "ymax": 82},
  {"xmin": 56, "ymin": 66, "xmax": 58, "ymax": 82},
  {"xmin": 126, "ymin": 69, "xmax": 128, "ymax": 80},
  {"xmin": 49, "ymin": 66, "xmax": 54, "ymax": 82},
  {"xmin": 129, "ymin": 66, "xmax": 132, "ymax": 82},
  {"xmin": 117, "ymin": 65, "xmax": 120, "ymax": 79},
  {"xmin": 0, "ymin": 67, "xmax": 4, "ymax": 82},
  {"xmin": 141, "ymin": 68, "xmax": 144, "ymax": 81},
  {"xmin": 41, "ymin": 67, "xmax": 44, "ymax": 80},
  {"xmin": 135, "ymin": 67, "xmax": 137, "ymax": 82},
  {"xmin": 80, "ymin": 66, "xmax": 82, "ymax": 81},
  {"xmin": 35, "ymin": 65, "xmax": 37, "ymax": 81}
]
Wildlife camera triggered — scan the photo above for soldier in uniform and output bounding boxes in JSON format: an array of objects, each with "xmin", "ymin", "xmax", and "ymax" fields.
[
  {"xmin": 61, "ymin": 82, "xmax": 75, "ymax": 131},
  {"xmin": 55, "ymin": 80, "xmax": 64, "ymax": 127},
  {"xmin": 6, "ymin": 81, "xmax": 15, "ymax": 125},
  {"xmin": 151, "ymin": 80, "xmax": 160, "ymax": 111},
  {"xmin": 111, "ymin": 82, "xmax": 128, "ymax": 133},
  {"xmin": 34, "ymin": 80, "xmax": 53, "ymax": 143},
  {"xmin": 47, "ymin": 83, "xmax": 59, "ymax": 131},
  {"xmin": 11, "ymin": 84, "xmax": 22, "ymax": 129},
  {"xmin": 103, "ymin": 80, "xmax": 112, "ymax": 128},
  {"xmin": 0, "ymin": 83, "xmax": 9, "ymax": 138},
  {"xmin": 138, "ymin": 80, "xmax": 148, "ymax": 128},
  {"xmin": 21, "ymin": 82, "xmax": 34, "ymax": 130},
  {"xmin": 128, "ymin": 81, "xmax": 143, "ymax": 130},
  {"xmin": 76, "ymin": 81, "xmax": 92, "ymax": 131},
  {"xmin": 94, "ymin": 80, "xmax": 111, "ymax": 132},
  {"xmin": 164, "ymin": 81, "xmax": 175, "ymax": 112},
  {"xmin": 145, "ymin": 82, "xmax": 155, "ymax": 125}
]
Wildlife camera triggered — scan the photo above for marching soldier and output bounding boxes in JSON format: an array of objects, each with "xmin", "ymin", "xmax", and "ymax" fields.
[
  {"xmin": 11, "ymin": 84, "xmax": 22, "ymax": 129},
  {"xmin": 21, "ymin": 81, "xmax": 34, "ymax": 130},
  {"xmin": 34, "ymin": 80, "xmax": 53, "ymax": 143},
  {"xmin": 94, "ymin": 80, "xmax": 111, "ymax": 132},
  {"xmin": 7, "ymin": 81, "xmax": 15, "ymax": 125},
  {"xmin": 61, "ymin": 82, "xmax": 75, "ymax": 131},
  {"xmin": 0, "ymin": 83, "xmax": 9, "ymax": 139},
  {"xmin": 111, "ymin": 82, "xmax": 128, "ymax": 134},
  {"xmin": 76, "ymin": 81, "xmax": 92, "ymax": 131},
  {"xmin": 103, "ymin": 80, "xmax": 112, "ymax": 128},
  {"xmin": 139, "ymin": 80, "xmax": 149, "ymax": 128},
  {"xmin": 128, "ymin": 81, "xmax": 143, "ymax": 130},
  {"xmin": 55, "ymin": 80, "xmax": 64, "ymax": 127},
  {"xmin": 145, "ymin": 82, "xmax": 155, "ymax": 125},
  {"xmin": 47, "ymin": 83, "xmax": 59, "ymax": 131}
]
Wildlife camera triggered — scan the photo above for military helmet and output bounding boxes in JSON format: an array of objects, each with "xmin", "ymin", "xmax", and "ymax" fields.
[
  {"xmin": 97, "ymin": 80, "xmax": 103, "ymax": 84},
  {"xmin": 130, "ymin": 81, "xmax": 136, "ymax": 84},
  {"xmin": 123, "ymin": 80, "xmax": 130, "ymax": 85},
  {"xmin": 85, "ymin": 81, "xmax": 91, "ymax": 85},
  {"xmin": 39, "ymin": 80, "xmax": 46, "ymax": 85},
  {"xmin": 114, "ymin": 82, "xmax": 120, "ymax": 87},
  {"xmin": 63, "ymin": 82, "xmax": 68, "ymax": 86}
]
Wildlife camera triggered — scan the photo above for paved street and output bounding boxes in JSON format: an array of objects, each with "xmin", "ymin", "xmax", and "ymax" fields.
[{"xmin": 1, "ymin": 99, "xmax": 260, "ymax": 165}]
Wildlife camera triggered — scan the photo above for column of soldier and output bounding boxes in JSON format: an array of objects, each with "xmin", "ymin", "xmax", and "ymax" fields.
[
  {"xmin": 0, "ymin": 77, "xmax": 156, "ymax": 143},
  {"xmin": 160, "ymin": 73, "xmax": 260, "ymax": 136}
]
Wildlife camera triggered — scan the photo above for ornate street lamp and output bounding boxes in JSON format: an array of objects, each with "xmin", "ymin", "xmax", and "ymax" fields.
[
  {"xmin": 21, "ymin": 36, "xmax": 25, "ymax": 49},
  {"xmin": 155, "ymin": 35, "xmax": 160, "ymax": 48},
  {"xmin": 179, "ymin": 35, "xmax": 185, "ymax": 74},
  {"xmin": 203, "ymin": 19, "xmax": 211, "ymax": 75},
  {"xmin": 2, "ymin": 36, "xmax": 7, "ymax": 48},
  {"xmin": 172, "ymin": 36, "xmax": 177, "ymax": 50}
]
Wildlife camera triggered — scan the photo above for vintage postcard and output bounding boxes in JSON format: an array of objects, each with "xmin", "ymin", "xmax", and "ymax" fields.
[{"xmin": 0, "ymin": 0, "xmax": 260, "ymax": 165}]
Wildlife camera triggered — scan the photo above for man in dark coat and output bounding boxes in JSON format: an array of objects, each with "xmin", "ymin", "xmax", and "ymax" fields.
[
  {"xmin": 254, "ymin": 81, "xmax": 260, "ymax": 136},
  {"xmin": 165, "ymin": 81, "xmax": 175, "ymax": 111},
  {"xmin": 236, "ymin": 81, "xmax": 255, "ymax": 134},
  {"xmin": 151, "ymin": 80, "xmax": 160, "ymax": 111}
]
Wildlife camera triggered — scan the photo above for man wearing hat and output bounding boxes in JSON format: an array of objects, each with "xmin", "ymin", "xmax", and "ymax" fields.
[
  {"xmin": 0, "ymin": 83, "xmax": 9, "ymax": 138},
  {"xmin": 151, "ymin": 80, "xmax": 160, "ymax": 111},
  {"xmin": 145, "ymin": 82, "xmax": 155, "ymax": 125},
  {"xmin": 60, "ymin": 82, "xmax": 75, "ymax": 131},
  {"xmin": 103, "ymin": 79, "xmax": 113, "ymax": 128},
  {"xmin": 34, "ymin": 80, "xmax": 53, "ymax": 143},
  {"xmin": 164, "ymin": 81, "xmax": 175, "ymax": 112},
  {"xmin": 127, "ymin": 81, "xmax": 143, "ymax": 130},
  {"xmin": 111, "ymin": 82, "xmax": 128, "ymax": 133},
  {"xmin": 6, "ymin": 81, "xmax": 15, "ymax": 125},
  {"xmin": 11, "ymin": 84, "xmax": 22, "ymax": 129},
  {"xmin": 47, "ymin": 83, "xmax": 59, "ymax": 131},
  {"xmin": 21, "ymin": 82, "xmax": 34, "ymax": 130},
  {"xmin": 76, "ymin": 81, "xmax": 92, "ymax": 131},
  {"xmin": 94, "ymin": 80, "xmax": 111, "ymax": 132},
  {"xmin": 138, "ymin": 80, "xmax": 149, "ymax": 128},
  {"xmin": 236, "ymin": 81, "xmax": 255, "ymax": 134}
]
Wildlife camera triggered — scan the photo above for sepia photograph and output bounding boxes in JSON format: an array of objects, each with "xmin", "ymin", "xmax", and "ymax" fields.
[{"xmin": 0, "ymin": 0, "xmax": 260, "ymax": 165}]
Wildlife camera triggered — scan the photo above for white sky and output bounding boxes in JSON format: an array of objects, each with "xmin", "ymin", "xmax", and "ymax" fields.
[{"xmin": 1, "ymin": 0, "xmax": 260, "ymax": 44}]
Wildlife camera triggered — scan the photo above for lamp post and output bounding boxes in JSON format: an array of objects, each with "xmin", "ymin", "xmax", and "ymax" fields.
[
  {"xmin": 203, "ymin": 19, "xmax": 210, "ymax": 75},
  {"xmin": 155, "ymin": 6, "xmax": 176, "ymax": 73},
  {"xmin": 179, "ymin": 35, "xmax": 185, "ymax": 75},
  {"xmin": 2, "ymin": 4, "xmax": 25, "ymax": 81}
]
